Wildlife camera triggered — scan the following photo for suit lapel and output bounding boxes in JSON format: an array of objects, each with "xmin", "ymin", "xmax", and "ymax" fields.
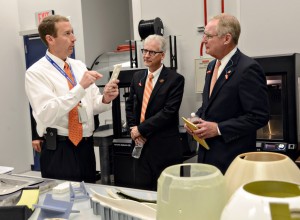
[
  {"xmin": 208, "ymin": 50, "xmax": 241, "ymax": 104},
  {"xmin": 148, "ymin": 66, "xmax": 167, "ymax": 105},
  {"xmin": 136, "ymin": 70, "xmax": 148, "ymax": 102}
]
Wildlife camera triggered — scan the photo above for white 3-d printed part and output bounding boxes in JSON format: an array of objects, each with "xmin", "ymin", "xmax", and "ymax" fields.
[{"xmin": 52, "ymin": 182, "xmax": 80, "ymax": 194}]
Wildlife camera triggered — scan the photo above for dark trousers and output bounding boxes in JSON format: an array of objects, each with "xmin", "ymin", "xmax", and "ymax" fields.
[
  {"xmin": 132, "ymin": 137, "xmax": 183, "ymax": 191},
  {"xmin": 40, "ymin": 136, "xmax": 96, "ymax": 183},
  {"xmin": 132, "ymin": 154, "xmax": 182, "ymax": 191}
]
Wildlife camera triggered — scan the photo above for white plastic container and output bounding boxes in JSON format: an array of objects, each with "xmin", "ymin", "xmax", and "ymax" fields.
[
  {"xmin": 156, "ymin": 163, "xmax": 227, "ymax": 220},
  {"xmin": 0, "ymin": 166, "xmax": 14, "ymax": 174},
  {"xmin": 221, "ymin": 180, "xmax": 300, "ymax": 220}
]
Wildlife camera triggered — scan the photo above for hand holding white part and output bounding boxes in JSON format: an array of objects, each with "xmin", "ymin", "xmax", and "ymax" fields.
[
  {"xmin": 110, "ymin": 64, "xmax": 122, "ymax": 82},
  {"xmin": 102, "ymin": 79, "xmax": 119, "ymax": 104},
  {"xmin": 80, "ymin": 70, "xmax": 103, "ymax": 89}
]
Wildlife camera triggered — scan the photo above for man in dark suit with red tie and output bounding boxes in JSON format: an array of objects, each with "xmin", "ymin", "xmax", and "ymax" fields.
[
  {"xmin": 185, "ymin": 13, "xmax": 269, "ymax": 174},
  {"xmin": 126, "ymin": 34, "xmax": 185, "ymax": 190}
]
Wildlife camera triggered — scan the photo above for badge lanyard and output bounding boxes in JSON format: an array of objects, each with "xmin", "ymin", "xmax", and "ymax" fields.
[
  {"xmin": 45, "ymin": 54, "xmax": 77, "ymax": 87},
  {"xmin": 46, "ymin": 54, "xmax": 88, "ymax": 123}
]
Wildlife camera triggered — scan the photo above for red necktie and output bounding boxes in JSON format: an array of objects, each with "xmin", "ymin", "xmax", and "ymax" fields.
[
  {"xmin": 140, "ymin": 73, "xmax": 154, "ymax": 122},
  {"xmin": 210, "ymin": 60, "xmax": 221, "ymax": 96},
  {"xmin": 64, "ymin": 62, "xmax": 83, "ymax": 146}
]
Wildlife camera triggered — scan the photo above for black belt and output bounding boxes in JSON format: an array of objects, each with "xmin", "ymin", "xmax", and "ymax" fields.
[
  {"xmin": 57, "ymin": 135, "xmax": 93, "ymax": 142},
  {"xmin": 44, "ymin": 135, "xmax": 92, "ymax": 142},
  {"xmin": 57, "ymin": 135, "xmax": 68, "ymax": 141}
]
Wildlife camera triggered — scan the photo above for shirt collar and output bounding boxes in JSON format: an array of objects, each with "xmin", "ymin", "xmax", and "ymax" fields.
[
  {"xmin": 219, "ymin": 47, "xmax": 237, "ymax": 68},
  {"xmin": 46, "ymin": 50, "xmax": 70, "ymax": 69},
  {"xmin": 148, "ymin": 64, "xmax": 163, "ymax": 80}
]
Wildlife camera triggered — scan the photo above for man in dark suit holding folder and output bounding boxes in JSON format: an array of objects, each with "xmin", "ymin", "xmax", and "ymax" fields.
[{"xmin": 185, "ymin": 13, "xmax": 269, "ymax": 174}]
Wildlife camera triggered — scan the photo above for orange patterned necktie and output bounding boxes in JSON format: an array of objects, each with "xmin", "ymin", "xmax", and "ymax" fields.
[
  {"xmin": 64, "ymin": 62, "xmax": 83, "ymax": 146},
  {"xmin": 140, "ymin": 73, "xmax": 154, "ymax": 122},
  {"xmin": 210, "ymin": 60, "xmax": 221, "ymax": 97}
]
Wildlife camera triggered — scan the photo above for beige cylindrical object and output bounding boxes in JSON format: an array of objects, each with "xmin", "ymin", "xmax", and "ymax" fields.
[{"xmin": 225, "ymin": 151, "xmax": 300, "ymax": 197}]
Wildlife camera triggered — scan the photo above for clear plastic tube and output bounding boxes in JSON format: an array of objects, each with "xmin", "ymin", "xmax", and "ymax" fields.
[{"xmin": 132, "ymin": 142, "xmax": 144, "ymax": 159}]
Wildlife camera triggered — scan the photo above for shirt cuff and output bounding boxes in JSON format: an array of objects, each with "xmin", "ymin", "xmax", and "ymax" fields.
[
  {"xmin": 217, "ymin": 125, "xmax": 221, "ymax": 135},
  {"xmin": 72, "ymin": 84, "xmax": 86, "ymax": 100},
  {"xmin": 99, "ymin": 95, "xmax": 112, "ymax": 111}
]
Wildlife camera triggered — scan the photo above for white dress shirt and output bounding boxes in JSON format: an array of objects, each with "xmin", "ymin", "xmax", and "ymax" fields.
[
  {"xmin": 25, "ymin": 51, "xmax": 111, "ymax": 137},
  {"xmin": 216, "ymin": 47, "xmax": 238, "ymax": 79}
]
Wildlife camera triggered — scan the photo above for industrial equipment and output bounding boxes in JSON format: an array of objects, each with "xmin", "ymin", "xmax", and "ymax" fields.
[{"xmin": 255, "ymin": 54, "xmax": 300, "ymax": 160}]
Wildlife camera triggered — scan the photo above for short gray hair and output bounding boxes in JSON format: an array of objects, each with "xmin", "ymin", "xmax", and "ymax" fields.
[
  {"xmin": 144, "ymin": 35, "xmax": 167, "ymax": 52},
  {"xmin": 213, "ymin": 13, "xmax": 241, "ymax": 45}
]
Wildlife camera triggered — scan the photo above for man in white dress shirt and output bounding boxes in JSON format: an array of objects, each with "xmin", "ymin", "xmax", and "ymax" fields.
[{"xmin": 25, "ymin": 15, "xmax": 119, "ymax": 182}]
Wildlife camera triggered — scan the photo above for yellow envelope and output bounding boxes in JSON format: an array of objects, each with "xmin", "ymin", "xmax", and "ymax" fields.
[{"xmin": 182, "ymin": 117, "xmax": 209, "ymax": 150}]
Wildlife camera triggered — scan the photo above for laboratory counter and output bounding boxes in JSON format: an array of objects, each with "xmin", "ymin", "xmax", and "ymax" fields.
[{"xmin": 0, "ymin": 172, "xmax": 156, "ymax": 220}]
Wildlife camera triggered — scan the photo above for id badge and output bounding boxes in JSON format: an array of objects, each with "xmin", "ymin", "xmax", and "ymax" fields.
[{"xmin": 78, "ymin": 105, "xmax": 88, "ymax": 123}]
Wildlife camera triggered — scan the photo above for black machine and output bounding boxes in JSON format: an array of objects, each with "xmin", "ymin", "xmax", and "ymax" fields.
[
  {"xmin": 111, "ymin": 69, "xmax": 141, "ymax": 138},
  {"xmin": 254, "ymin": 54, "xmax": 300, "ymax": 160},
  {"xmin": 111, "ymin": 68, "xmax": 143, "ymax": 187}
]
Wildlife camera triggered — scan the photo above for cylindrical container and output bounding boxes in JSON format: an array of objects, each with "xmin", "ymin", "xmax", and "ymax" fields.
[
  {"xmin": 221, "ymin": 180, "xmax": 300, "ymax": 220},
  {"xmin": 138, "ymin": 17, "xmax": 164, "ymax": 40},
  {"xmin": 131, "ymin": 143, "xmax": 143, "ymax": 159},
  {"xmin": 156, "ymin": 163, "xmax": 227, "ymax": 220},
  {"xmin": 225, "ymin": 152, "xmax": 300, "ymax": 197}
]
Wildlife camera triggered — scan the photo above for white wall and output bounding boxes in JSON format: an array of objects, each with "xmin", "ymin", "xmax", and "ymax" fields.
[
  {"xmin": 133, "ymin": 0, "xmax": 300, "ymax": 119},
  {"xmin": 81, "ymin": 0, "xmax": 131, "ymax": 68},
  {"xmin": 134, "ymin": 0, "xmax": 239, "ymax": 118},
  {"xmin": 239, "ymin": 0, "xmax": 300, "ymax": 56},
  {"xmin": 0, "ymin": 0, "xmax": 32, "ymax": 173},
  {"xmin": 130, "ymin": 0, "xmax": 142, "ymax": 41},
  {"xmin": 17, "ymin": 0, "xmax": 86, "ymax": 62}
]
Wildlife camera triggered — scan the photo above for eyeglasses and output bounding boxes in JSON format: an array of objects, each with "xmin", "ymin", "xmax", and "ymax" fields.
[
  {"xmin": 203, "ymin": 32, "xmax": 219, "ymax": 40},
  {"xmin": 141, "ymin": 49, "xmax": 164, "ymax": 56}
]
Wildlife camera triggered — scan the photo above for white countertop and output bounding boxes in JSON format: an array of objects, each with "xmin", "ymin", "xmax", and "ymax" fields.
[{"xmin": 28, "ymin": 179, "xmax": 156, "ymax": 220}]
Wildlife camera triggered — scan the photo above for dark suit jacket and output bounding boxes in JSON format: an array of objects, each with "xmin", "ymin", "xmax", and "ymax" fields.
[
  {"xmin": 196, "ymin": 49, "xmax": 269, "ymax": 174},
  {"xmin": 126, "ymin": 65, "xmax": 185, "ymax": 174}
]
